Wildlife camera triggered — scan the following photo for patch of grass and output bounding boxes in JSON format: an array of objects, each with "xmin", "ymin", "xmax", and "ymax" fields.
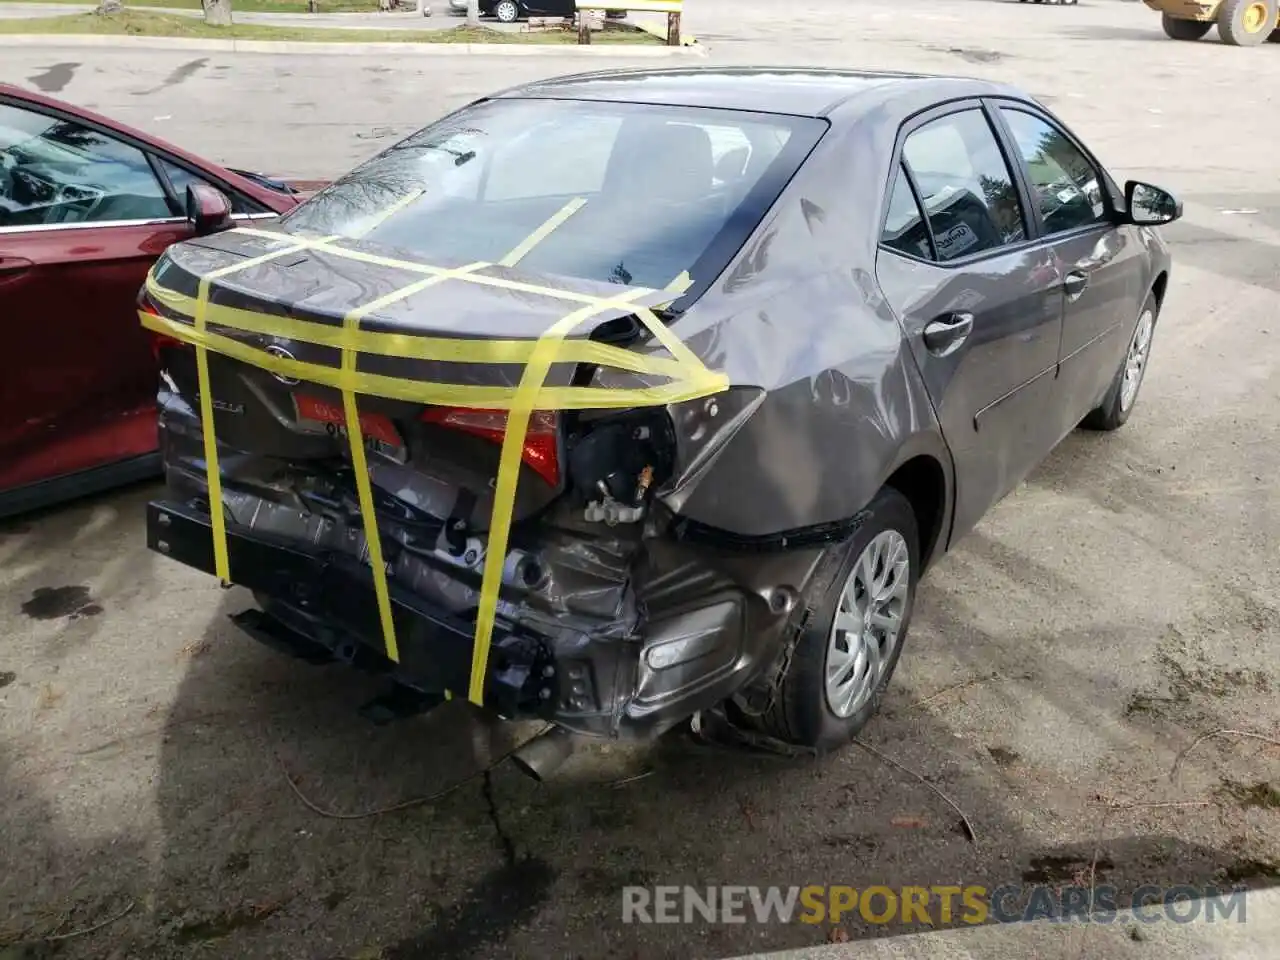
[
  {"xmin": 0, "ymin": 9, "xmax": 663, "ymax": 42},
  {"xmin": 1124, "ymin": 626, "xmax": 1273, "ymax": 720},
  {"xmin": 1216, "ymin": 779, "xmax": 1280, "ymax": 810},
  {"xmin": 4, "ymin": 0, "xmax": 383, "ymax": 12},
  {"xmin": 1156, "ymin": 630, "xmax": 1272, "ymax": 700},
  {"xmin": 1215, "ymin": 858, "xmax": 1280, "ymax": 885},
  {"xmin": 987, "ymin": 746, "xmax": 1020, "ymax": 766},
  {"xmin": 172, "ymin": 900, "xmax": 286, "ymax": 945}
]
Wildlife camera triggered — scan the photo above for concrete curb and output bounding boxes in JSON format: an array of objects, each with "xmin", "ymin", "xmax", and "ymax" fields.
[{"xmin": 0, "ymin": 32, "xmax": 707, "ymax": 55}]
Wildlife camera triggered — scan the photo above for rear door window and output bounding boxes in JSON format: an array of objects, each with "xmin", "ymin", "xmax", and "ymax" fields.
[{"xmin": 901, "ymin": 108, "xmax": 1027, "ymax": 263}]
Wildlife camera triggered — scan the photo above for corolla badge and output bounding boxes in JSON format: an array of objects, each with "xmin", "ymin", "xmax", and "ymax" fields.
[{"xmin": 264, "ymin": 344, "xmax": 301, "ymax": 386}]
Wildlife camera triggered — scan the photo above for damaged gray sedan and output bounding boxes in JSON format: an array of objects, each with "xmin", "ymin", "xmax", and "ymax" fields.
[{"xmin": 143, "ymin": 68, "xmax": 1182, "ymax": 767}]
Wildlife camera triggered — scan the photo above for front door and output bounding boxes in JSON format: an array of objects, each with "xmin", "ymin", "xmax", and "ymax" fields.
[
  {"xmin": 875, "ymin": 105, "xmax": 1064, "ymax": 543},
  {"xmin": 0, "ymin": 99, "xmax": 192, "ymax": 496},
  {"xmin": 992, "ymin": 104, "xmax": 1148, "ymax": 440}
]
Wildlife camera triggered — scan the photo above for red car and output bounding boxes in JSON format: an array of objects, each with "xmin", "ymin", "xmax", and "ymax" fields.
[{"xmin": 0, "ymin": 84, "xmax": 314, "ymax": 519}]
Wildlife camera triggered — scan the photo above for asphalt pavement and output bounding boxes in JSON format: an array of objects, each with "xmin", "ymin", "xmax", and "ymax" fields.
[{"xmin": 1, "ymin": 1, "xmax": 1278, "ymax": 958}]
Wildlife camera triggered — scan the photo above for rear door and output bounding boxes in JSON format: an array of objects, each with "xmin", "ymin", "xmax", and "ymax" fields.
[
  {"xmin": 990, "ymin": 101, "xmax": 1147, "ymax": 441},
  {"xmin": 874, "ymin": 102, "xmax": 1064, "ymax": 542}
]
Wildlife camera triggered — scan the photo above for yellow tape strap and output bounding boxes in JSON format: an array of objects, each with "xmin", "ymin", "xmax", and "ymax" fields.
[
  {"xmin": 631, "ymin": 304, "xmax": 710, "ymax": 382},
  {"xmin": 665, "ymin": 270, "xmax": 694, "ymax": 295},
  {"xmin": 192, "ymin": 281, "xmax": 229, "ymax": 585},
  {"xmin": 145, "ymin": 275, "xmax": 692, "ymax": 381},
  {"xmin": 335, "ymin": 271, "xmax": 468, "ymax": 663},
  {"xmin": 216, "ymin": 225, "xmax": 726, "ymax": 389},
  {"xmin": 468, "ymin": 285, "xmax": 657, "ymax": 705},
  {"xmin": 185, "ymin": 237, "xmax": 327, "ymax": 584},
  {"xmin": 342, "ymin": 388, "xmax": 398, "ymax": 658},
  {"xmin": 141, "ymin": 309, "xmax": 727, "ymax": 408},
  {"xmin": 227, "ymin": 227, "xmax": 665, "ymax": 308},
  {"xmin": 499, "ymin": 198, "xmax": 587, "ymax": 268},
  {"xmin": 156, "ymin": 221, "xmax": 730, "ymax": 704}
]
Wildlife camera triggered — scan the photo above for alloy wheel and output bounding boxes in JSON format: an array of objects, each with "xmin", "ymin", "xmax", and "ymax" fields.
[
  {"xmin": 1120, "ymin": 308, "xmax": 1155, "ymax": 412},
  {"xmin": 824, "ymin": 530, "xmax": 910, "ymax": 719}
]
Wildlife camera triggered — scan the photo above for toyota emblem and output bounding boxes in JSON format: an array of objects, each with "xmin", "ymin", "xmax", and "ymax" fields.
[{"xmin": 265, "ymin": 344, "xmax": 300, "ymax": 386}]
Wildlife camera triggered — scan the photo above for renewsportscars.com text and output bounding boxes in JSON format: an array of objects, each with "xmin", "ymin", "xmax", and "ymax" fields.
[{"xmin": 621, "ymin": 884, "xmax": 1248, "ymax": 926}]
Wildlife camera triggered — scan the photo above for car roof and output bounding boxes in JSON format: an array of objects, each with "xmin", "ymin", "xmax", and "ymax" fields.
[{"xmin": 491, "ymin": 67, "xmax": 1027, "ymax": 119}]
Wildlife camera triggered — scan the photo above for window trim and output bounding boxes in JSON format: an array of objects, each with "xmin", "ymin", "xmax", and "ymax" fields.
[
  {"xmin": 984, "ymin": 99, "xmax": 1117, "ymax": 243},
  {"xmin": 0, "ymin": 94, "xmax": 267, "ymax": 225},
  {"xmin": 876, "ymin": 97, "xmax": 1043, "ymax": 269},
  {"xmin": 0, "ymin": 211, "xmax": 278, "ymax": 237},
  {"xmin": 150, "ymin": 154, "xmax": 271, "ymax": 217}
]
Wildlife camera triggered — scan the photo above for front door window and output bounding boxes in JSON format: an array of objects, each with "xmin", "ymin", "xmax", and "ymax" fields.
[{"xmin": 0, "ymin": 103, "xmax": 172, "ymax": 228}]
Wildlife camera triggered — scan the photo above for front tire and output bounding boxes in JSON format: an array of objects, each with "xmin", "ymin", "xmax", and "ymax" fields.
[
  {"xmin": 757, "ymin": 487, "xmax": 920, "ymax": 751},
  {"xmin": 1218, "ymin": 0, "xmax": 1278, "ymax": 45},
  {"xmin": 1081, "ymin": 294, "xmax": 1158, "ymax": 432},
  {"xmin": 493, "ymin": 0, "xmax": 519, "ymax": 22},
  {"xmin": 1162, "ymin": 14, "xmax": 1212, "ymax": 40}
]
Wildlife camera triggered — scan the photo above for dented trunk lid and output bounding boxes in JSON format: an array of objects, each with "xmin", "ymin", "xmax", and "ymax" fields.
[{"xmin": 147, "ymin": 228, "xmax": 676, "ymax": 530}]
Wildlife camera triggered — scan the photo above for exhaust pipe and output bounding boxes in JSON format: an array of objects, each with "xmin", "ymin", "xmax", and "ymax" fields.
[{"xmin": 510, "ymin": 726, "xmax": 577, "ymax": 782}]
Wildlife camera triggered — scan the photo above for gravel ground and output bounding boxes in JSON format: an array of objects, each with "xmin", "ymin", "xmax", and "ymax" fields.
[{"xmin": 1, "ymin": 1, "xmax": 1278, "ymax": 957}]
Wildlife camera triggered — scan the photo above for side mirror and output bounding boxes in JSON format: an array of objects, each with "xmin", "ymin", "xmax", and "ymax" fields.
[
  {"xmin": 1123, "ymin": 180, "xmax": 1182, "ymax": 227},
  {"xmin": 185, "ymin": 183, "xmax": 233, "ymax": 236}
]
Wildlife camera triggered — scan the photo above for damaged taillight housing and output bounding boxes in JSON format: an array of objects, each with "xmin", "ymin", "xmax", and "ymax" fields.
[
  {"xmin": 658, "ymin": 386, "xmax": 766, "ymax": 501},
  {"xmin": 138, "ymin": 291, "xmax": 185, "ymax": 361},
  {"xmin": 420, "ymin": 407, "xmax": 561, "ymax": 486}
]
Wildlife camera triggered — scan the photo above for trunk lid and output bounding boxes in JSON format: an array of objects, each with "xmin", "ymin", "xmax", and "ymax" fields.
[{"xmin": 147, "ymin": 228, "xmax": 676, "ymax": 531}]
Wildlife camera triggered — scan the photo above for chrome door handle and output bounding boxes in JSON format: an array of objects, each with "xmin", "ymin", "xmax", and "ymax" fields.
[
  {"xmin": 1063, "ymin": 271, "xmax": 1089, "ymax": 301},
  {"xmin": 922, "ymin": 312, "xmax": 974, "ymax": 358}
]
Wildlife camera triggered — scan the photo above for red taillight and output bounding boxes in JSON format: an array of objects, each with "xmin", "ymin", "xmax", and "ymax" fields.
[
  {"xmin": 150, "ymin": 331, "xmax": 184, "ymax": 361},
  {"xmin": 420, "ymin": 407, "xmax": 561, "ymax": 486},
  {"xmin": 140, "ymin": 299, "xmax": 184, "ymax": 361}
]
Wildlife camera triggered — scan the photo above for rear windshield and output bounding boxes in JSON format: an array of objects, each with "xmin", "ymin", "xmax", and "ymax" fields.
[{"xmin": 280, "ymin": 97, "xmax": 826, "ymax": 296}]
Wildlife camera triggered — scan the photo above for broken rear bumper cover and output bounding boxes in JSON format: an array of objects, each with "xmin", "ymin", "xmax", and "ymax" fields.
[{"xmin": 147, "ymin": 497, "xmax": 816, "ymax": 740}]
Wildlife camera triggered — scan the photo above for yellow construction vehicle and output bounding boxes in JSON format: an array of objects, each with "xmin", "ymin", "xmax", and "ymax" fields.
[{"xmin": 1147, "ymin": 0, "xmax": 1280, "ymax": 45}]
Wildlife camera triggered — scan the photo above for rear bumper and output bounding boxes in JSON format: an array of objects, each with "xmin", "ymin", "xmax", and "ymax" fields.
[
  {"xmin": 147, "ymin": 499, "xmax": 554, "ymax": 718},
  {"xmin": 147, "ymin": 498, "xmax": 809, "ymax": 739}
]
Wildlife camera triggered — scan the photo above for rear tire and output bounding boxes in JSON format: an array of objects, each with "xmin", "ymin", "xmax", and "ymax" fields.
[
  {"xmin": 1218, "ymin": 0, "xmax": 1278, "ymax": 45},
  {"xmin": 1162, "ymin": 14, "xmax": 1212, "ymax": 40},
  {"xmin": 756, "ymin": 488, "xmax": 920, "ymax": 751},
  {"xmin": 1081, "ymin": 293, "xmax": 1159, "ymax": 432},
  {"xmin": 493, "ymin": 0, "xmax": 519, "ymax": 22}
]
